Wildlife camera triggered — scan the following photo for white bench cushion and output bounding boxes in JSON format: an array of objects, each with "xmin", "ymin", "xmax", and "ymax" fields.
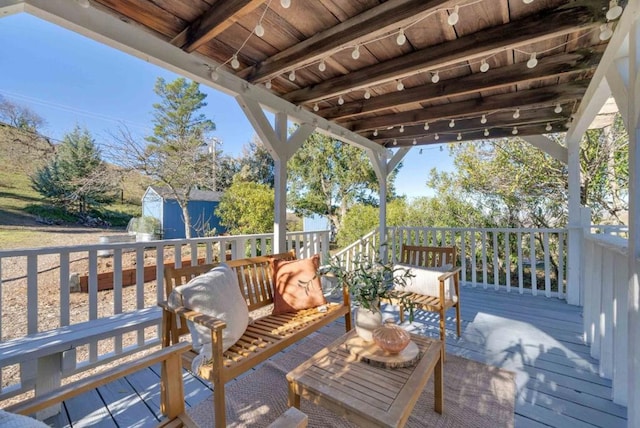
[{"xmin": 394, "ymin": 263, "xmax": 456, "ymax": 300}]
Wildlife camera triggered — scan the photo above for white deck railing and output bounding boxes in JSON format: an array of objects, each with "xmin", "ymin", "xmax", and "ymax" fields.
[
  {"xmin": 333, "ymin": 226, "xmax": 568, "ymax": 298},
  {"xmin": 0, "ymin": 230, "xmax": 329, "ymax": 400}
]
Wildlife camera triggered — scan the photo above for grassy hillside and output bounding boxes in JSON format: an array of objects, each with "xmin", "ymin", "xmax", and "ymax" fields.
[{"xmin": 0, "ymin": 124, "xmax": 147, "ymax": 228}]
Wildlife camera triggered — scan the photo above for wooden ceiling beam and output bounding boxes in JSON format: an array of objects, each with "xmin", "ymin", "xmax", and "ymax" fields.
[
  {"xmin": 240, "ymin": 0, "xmax": 454, "ymax": 82},
  {"xmin": 284, "ymin": 5, "xmax": 600, "ymax": 104},
  {"xmin": 345, "ymin": 80, "xmax": 590, "ymax": 132},
  {"xmin": 385, "ymin": 123, "xmax": 569, "ymax": 148},
  {"xmin": 369, "ymin": 107, "xmax": 572, "ymax": 142},
  {"xmin": 171, "ymin": 0, "xmax": 265, "ymax": 52},
  {"xmin": 320, "ymin": 48, "xmax": 603, "ymax": 121}
]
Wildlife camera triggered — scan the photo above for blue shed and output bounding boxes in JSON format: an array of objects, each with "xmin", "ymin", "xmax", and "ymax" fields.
[{"xmin": 142, "ymin": 186, "xmax": 225, "ymax": 239}]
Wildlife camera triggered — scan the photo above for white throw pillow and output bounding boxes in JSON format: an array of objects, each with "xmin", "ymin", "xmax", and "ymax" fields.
[
  {"xmin": 168, "ymin": 263, "xmax": 249, "ymax": 358},
  {"xmin": 394, "ymin": 263, "xmax": 457, "ymax": 301}
]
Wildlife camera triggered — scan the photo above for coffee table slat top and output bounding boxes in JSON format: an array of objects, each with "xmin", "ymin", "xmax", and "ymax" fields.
[{"xmin": 286, "ymin": 330, "xmax": 443, "ymax": 427}]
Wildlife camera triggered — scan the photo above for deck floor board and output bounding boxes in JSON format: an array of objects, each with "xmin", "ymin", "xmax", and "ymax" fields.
[{"xmin": 45, "ymin": 286, "xmax": 625, "ymax": 427}]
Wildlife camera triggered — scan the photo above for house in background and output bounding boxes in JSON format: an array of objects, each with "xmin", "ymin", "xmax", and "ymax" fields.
[{"xmin": 142, "ymin": 186, "xmax": 225, "ymax": 239}]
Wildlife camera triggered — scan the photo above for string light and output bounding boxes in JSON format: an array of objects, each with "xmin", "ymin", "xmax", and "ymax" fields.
[
  {"xmin": 545, "ymin": 123, "xmax": 552, "ymax": 131},
  {"xmin": 255, "ymin": 23, "xmax": 265, "ymax": 37},
  {"xmin": 484, "ymin": 128, "xmax": 490, "ymax": 136},
  {"xmin": 288, "ymin": 70, "xmax": 296, "ymax": 81},
  {"xmin": 231, "ymin": 54, "xmax": 240, "ymax": 69},
  {"xmin": 393, "ymin": 139, "xmax": 398, "ymax": 146},
  {"xmin": 434, "ymin": 133, "xmax": 440, "ymax": 140},
  {"xmin": 373, "ymin": 129, "xmax": 378, "ymax": 136},
  {"xmin": 554, "ymin": 103, "xmax": 563, "ymax": 113},
  {"xmin": 448, "ymin": 5, "xmax": 460, "ymax": 26},
  {"xmin": 457, "ymin": 133, "xmax": 462, "ymax": 140},
  {"xmin": 526, "ymin": 52, "xmax": 538, "ymax": 68},
  {"xmin": 209, "ymin": 67, "xmax": 219, "ymax": 81},
  {"xmin": 351, "ymin": 45, "xmax": 361, "ymax": 60},
  {"xmin": 480, "ymin": 59, "xmax": 490, "ymax": 73},
  {"xmin": 606, "ymin": 0, "xmax": 623, "ymax": 20},
  {"xmin": 512, "ymin": 126, "xmax": 518, "ymax": 135},
  {"xmin": 265, "ymin": 79, "xmax": 271, "ymax": 89},
  {"xmin": 412, "ymin": 139, "xmax": 417, "ymax": 145},
  {"xmin": 280, "ymin": 0, "xmax": 291, "ymax": 9},
  {"xmin": 396, "ymin": 29, "xmax": 407, "ymax": 46},
  {"xmin": 399, "ymin": 125, "xmax": 405, "ymax": 133},
  {"xmin": 318, "ymin": 59, "xmax": 326, "ymax": 72},
  {"xmin": 313, "ymin": 103, "xmax": 319, "ymax": 111},
  {"xmin": 76, "ymin": 0, "xmax": 90, "ymax": 8},
  {"xmin": 364, "ymin": 88, "xmax": 371, "ymax": 99},
  {"xmin": 396, "ymin": 80, "xmax": 404, "ymax": 91},
  {"xmin": 480, "ymin": 114, "xmax": 487, "ymax": 124},
  {"xmin": 522, "ymin": 0, "xmax": 534, "ymax": 4},
  {"xmin": 431, "ymin": 71, "xmax": 440, "ymax": 83},
  {"xmin": 424, "ymin": 122, "xmax": 430, "ymax": 130},
  {"xmin": 599, "ymin": 23, "xmax": 613, "ymax": 41},
  {"xmin": 449, "ymin": 119, "xmax": 455, "ymax": 128},
  {"xmin": 337, "ymin": 95, "xmax": 344, "ymax": 105},
  {"xmin": 513, "ymin": 108, "xmax": 520, "ymax": 119}
]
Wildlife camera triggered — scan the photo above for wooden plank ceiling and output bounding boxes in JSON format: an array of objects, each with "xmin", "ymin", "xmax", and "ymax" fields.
[{"xmin": 91, "ymin": 0, "xmax": 620, "ymax": 148}]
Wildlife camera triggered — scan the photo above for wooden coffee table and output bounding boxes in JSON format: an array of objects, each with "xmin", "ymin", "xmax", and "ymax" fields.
[{"xmin": 286, "ymin": 329, "xmax": 443, "ymax": 427}]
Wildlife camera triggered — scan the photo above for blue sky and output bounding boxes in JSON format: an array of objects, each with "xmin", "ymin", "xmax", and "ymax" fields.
[{"xmin": 0, "ymin": 13, "xmax": 453, "ymax": 199}]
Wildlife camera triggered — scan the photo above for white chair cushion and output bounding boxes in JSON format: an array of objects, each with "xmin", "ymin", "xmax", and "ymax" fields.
[
  {"xmin": 168, "ymin": 263, "xmax": 249, "ymax": 366},
  {"xmin": 394, "ymin": 263, "xmax": 456, "ymax": 301}
]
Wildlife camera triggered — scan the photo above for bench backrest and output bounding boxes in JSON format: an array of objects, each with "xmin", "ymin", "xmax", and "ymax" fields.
[
  {"xmin": 400, "ymin": 245, "xmax": 456, "ymax": 267},
  {"xmin": 163, "ymin": 250, "xmax": 297, "ymax": 313}
]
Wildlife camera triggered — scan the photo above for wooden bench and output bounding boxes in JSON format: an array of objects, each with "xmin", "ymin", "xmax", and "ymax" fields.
[
  {"xmin": 160, "ymin": 251, "xmax": 352, "ymax": 428},
  {"xmin": 4, "ymin": 342, "xmax": 196, "ymax": 427},
  {"xmin": 0, "ymin": 306, "xmax": 162, "ymax": 418}
]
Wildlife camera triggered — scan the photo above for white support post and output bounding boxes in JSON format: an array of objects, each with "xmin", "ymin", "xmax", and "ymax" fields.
[
  {"xmin": 627, "ymin": 16, "xmax": 640, "ymax": 428},
  {"xmin": 522, "ymin": 135, "xmax": 568, "ymax": 164},
  {"xmin": 566, "ymin": 131, "xmax": 583, "ymax": 306},
  {"xmin": 274, "ymin": 112, "xmax": 288, "ymax": 253}
]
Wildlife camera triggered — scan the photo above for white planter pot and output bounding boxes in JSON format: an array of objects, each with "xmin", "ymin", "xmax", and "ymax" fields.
[{"xmin": 354, "ymin": 307, "xmax": 383, "ymax": 342}]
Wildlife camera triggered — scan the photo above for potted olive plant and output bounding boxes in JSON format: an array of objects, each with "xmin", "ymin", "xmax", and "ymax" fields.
[{"xmin": 324, "ymin": 249, "xmax": 415, "ymax": 341}]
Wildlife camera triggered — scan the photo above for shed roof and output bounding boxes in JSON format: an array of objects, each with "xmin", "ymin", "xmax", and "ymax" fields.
[{"xmin": 148, "ymin": 186, "xmax": 222, "ymax": 202}]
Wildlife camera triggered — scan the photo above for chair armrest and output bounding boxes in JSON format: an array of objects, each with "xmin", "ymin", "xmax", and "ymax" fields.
[
  {"xmin": 159, "ymin": 301, "xmax": 227, "ymax": 331},
  {"xmin": 437, "ymin": 266, "xmax": 461, "ymax": 281}
]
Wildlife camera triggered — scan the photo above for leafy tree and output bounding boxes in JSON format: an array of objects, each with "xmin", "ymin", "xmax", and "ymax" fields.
[
  {"xmin": 288, "ymin": 133, "xmax": 399, "ymax": 236},
  {"xmin": 235, "ymin": 136, "xmax": 275, "ymax": 187},
  {"xmin": 31, "ymin": 126, "xmax": 115, "ymax": 214},
  {"xmin": 216, "ymin": 180, "xmax": 274, "ymax": 234},
  {"xmin": 111, "ymin": 77, "xmax": 216, "ymax": 238}
]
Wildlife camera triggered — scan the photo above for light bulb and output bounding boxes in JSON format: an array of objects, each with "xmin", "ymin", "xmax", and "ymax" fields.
[
  {"xmin": 434, "ymin": 133, "xmax": 440, "ymax": 140},
  {"xmin": 318, "ymin": 60, "xmax": 326, "ymax": 72},
  {"xmin": 393, "ymin": 139, "xmax": 398, "ymax": 146},
  {"xmin": 431, "ymin": 71, "xmax": 440, "ymax": 83},
  {"xmin": 337, "ymin": 95, "xmax": 344, "ymax": 105},
  {"xmin": 527, "ymin": 52, "xmax": 538, "ymax": 69},
  {"xmin": 523, "ymin": 0, "xmax": 534, "ymax": 4},
  {"xmin": 449, "ymin": 119, "xmax": 455, "ymax": 128},
  {"xmin": 606, "ymin": 1, "xmax": 623, "ymax": 20},
  {"xmin": 255, "ymin": 23, "xmax": 265, "ymax": 37},
  {"xmin": 364, "ymin": 89, "xmax": 371, "ymax": 99},
  {"xmin": 600, "ymin": 23, "xmax": 613, "ymax": 41},
  {"xmin": 396, "ymin": 29, "xmax": 407, "ymax": 46},
  {"xmin": 231, "ymin": 55, "xmax": 240, "ymax": 69},
  {"xmin": 280, "ymin": 0, "xmax": 291, "ymax": 9},
  {"xmin": 313, "ymin": 103, "xmax": 319, "ymax": 112},
  {"xmin": 480, "ymin": 59, "xmax": 490, "ymax": 73},
  {"xmin": 412, "ymin": 139, "xmax": 417, "ymax": 145},
  {"xmin": 210, "ymin": 68, "xmax": 219, "ymax": 81},
  {"xmin": 481, "ymin": 114, "xmax": 487, "ymax": 124},
  {"xmin": 399, "ymin": 125, "xmax": 405, "ymax": 133},
  {"xmin": 424, "ymin": 122, "xmax": 429, "ymax": 130},
  {"xmin": 513, "ymin": 108, "xmax": 520, "ymax": 119},
  {"xmin": 351, "ymin": 45, "xmax": 360, "ymax": 60},
  {"xmin": 373, "ymin": 129, "xmax": 378, "ymax": 136},
  {"xmin": 545, "ymin": 123, "xmax": 552, "ymax": 131},
  {"xmin": 512, "ymin": 126, "xmax": 518, "ymax": 135},
  {"xmin": 265, "ymin": 79, "xmax": 272, "ymax": 89},
  {"xmin": 288, "ymin": 70, "xmax": 296, "ymax": 81},
  {"xmin": 396, "ymin": 80, "xmax": 404, "ymax": 91},
  {"xmin": 554, "ymin": 103, "xmax": 562, "ymax": 114},
  {"xmin": 484, "ymin": 128, "xmax": 490, "ymax": 136},
  {"xmin": 448, "ymin": 5, "xmax": 459, "ymax": 26},
  {"xmin": 76, "ymin": 0, "xmax": 90, "ymax": 8},
  {"xmin": 457, "ymin": 133, "xmax": 462, "ymax": 141}
]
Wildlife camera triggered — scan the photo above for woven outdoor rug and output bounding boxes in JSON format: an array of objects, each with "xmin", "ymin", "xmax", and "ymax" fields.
[{"xmin": 188, "ymin": 323, "xmax": 516, "ymax": 427}]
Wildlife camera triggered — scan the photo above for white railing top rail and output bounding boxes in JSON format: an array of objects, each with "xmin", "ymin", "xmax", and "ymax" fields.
[{"xmin": 393, "ymin": 226, "xmax": 568, "ymax": 233}]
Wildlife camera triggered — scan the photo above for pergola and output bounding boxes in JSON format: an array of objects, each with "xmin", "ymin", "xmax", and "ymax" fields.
[{"xmin": 1, "ymin": 0, "xmax": 639, "ymax": 425}]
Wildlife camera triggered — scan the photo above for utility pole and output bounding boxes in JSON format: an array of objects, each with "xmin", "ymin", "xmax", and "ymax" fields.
[{"xmin": 208, "ymin": 137, "xmax": 220, "ymax": 191}]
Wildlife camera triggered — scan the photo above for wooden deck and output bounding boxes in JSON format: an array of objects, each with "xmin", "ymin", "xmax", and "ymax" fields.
[{"xmin": 41, "ymin": 286, "xmax": 626, "ymax": 427}]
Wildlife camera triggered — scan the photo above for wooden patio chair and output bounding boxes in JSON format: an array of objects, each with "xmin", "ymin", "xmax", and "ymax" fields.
[{"xmin": 393, "ymin": 245, "xmax": 462, "ymax": 352}]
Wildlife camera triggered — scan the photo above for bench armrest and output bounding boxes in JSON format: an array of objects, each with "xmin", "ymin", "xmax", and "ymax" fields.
[
  {"xmin": 159, "ymin": 301, "xmax": 227, "ymax": 331},
  {"xmin": 437, "ymin": 266, "xmax": 461, "ymax": 281}
]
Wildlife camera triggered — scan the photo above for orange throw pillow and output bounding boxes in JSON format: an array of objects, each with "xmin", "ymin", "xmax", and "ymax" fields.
[{"xmin": 272, "ymin": 254, "xmax": 327, "ymax": 315}]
